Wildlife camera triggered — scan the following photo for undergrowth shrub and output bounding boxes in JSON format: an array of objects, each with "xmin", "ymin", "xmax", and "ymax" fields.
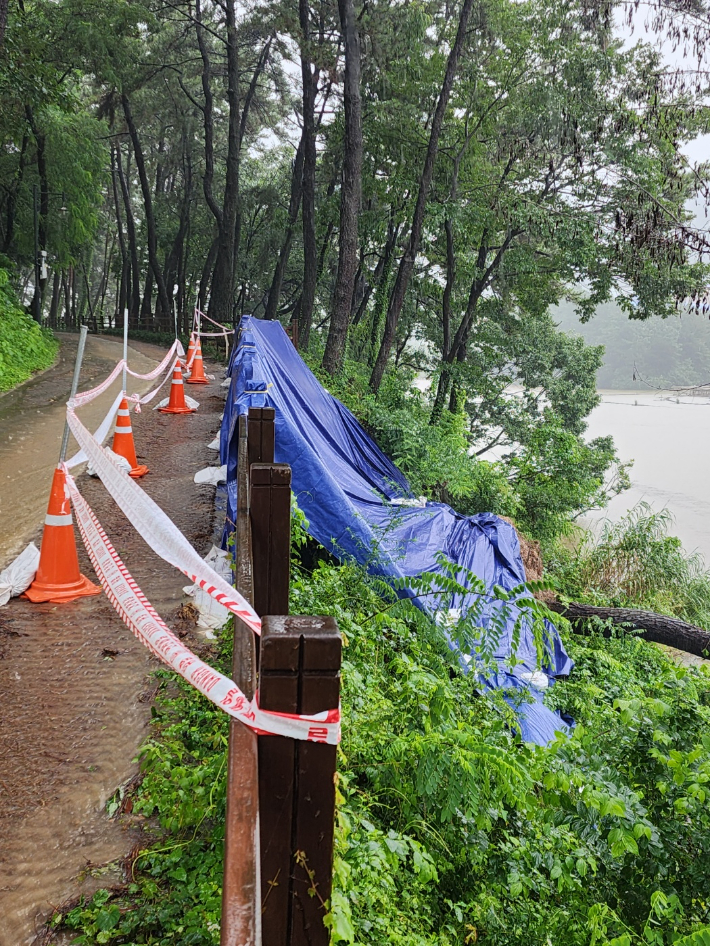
[
  {"xmin": 51, "ymin": 529, "xmax": 710, "ymax": 946},
  {"xmin": 550, "ymin": 504, "xmax": 710, "ymax": 627},
  {"xmin": 0, "ymin": 266, "xmax": 58, "ymax": 391}
]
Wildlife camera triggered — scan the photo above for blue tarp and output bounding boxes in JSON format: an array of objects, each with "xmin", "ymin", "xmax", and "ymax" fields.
[{"xmin": 220, "ymin": 317, "xmax": 573, "ymax": 745}]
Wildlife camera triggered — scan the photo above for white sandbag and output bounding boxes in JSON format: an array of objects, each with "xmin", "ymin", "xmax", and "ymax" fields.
[
  {"xmin": 183, "ymin": 545, "xmax": 233, "ymax": 630},
  {"xmin": 88, "ymin": 449, "xmax": 132, "ymax": 477},
  {"xmin": 518, "ymin": 670, "xmax": 550, "ymax": 690},
  {"xmin": 208, "ymin": 437, "xmax": 220, "ymax": 450},
  {"xmin": 220, "ymin": 377, "xmax": 231, "ymax": 388},
  {"xmin": 0, "ymin": 543, "xmax": 40, "ymax": 606},
  {"xmin": 194, "ymin": 464, "xmax": 227, "ymax": 486}
]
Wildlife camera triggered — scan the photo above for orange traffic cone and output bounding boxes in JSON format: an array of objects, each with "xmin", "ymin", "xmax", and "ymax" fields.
[
  {"xmin": 185, "ymin": 334, "xmax": 196, "ymax": 379},
  {"xmin": 158, "ymin": 361, "xmax": 196, "ymax": 414},
  {"xmin": 186, "ymin": 336, "xmax": 209, "ymax": 385},
  {"xmin": 112, "ymin": 397, "xmax": 149, "ymax": 478},
  {"xmin": 23, "ymin": 467, "xmax": 101, "ymax": 604}
]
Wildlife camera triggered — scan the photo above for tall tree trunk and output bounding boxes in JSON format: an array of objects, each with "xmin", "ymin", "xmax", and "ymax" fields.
[
  {"xmin": 264, "ymin": 135, "xmax": 305, "ymax": 320},
  {"xmin": 26, "ymin": 106, "xmax": 49, "ymax": 321},
  {"xmin": 322, "ymin": 0, "xmax": 363, "ymax": 375},
  {"xmin": 199, "ymin": 234, "xmax": 219, "ymax": 314},
  {"xmin": 369, "ymin": 0, "xmax": 475, "ymax": 392},
  {"xmin": 48, "ymin": 269, "xmax": 61, "ymax": 328},
  {"xmin": 141, "ymin": 268, "xmax": 154, "ymax": 327},
  {"xmin": 194, "ymin": 0, "xmax": 223, "ymax": 226},
  {"xmin": 430, "ymin": 216, "xmax": 457, "ymax": 423},
  {"xmin": 115, "ymin": 140, "xmax": 141, "ymax": 324},
  {"xmin": 121, "ymin": 94, "xmax": 171, "ymax": 323},
  {"xmin": 209, "ymin": 0, "xmax": 240, "ymax": 325},
  {"xmin": 2, "ymin": 131, "xmax": 28, "ymax": 254},
  {"xmin": 110, "ymin": 143, "xmax": 128, "ymax": 319},
  {"xmin": 297, "ymin": 0, "xmax": 319, "ymax": 350},
  {"xmin": 0, "ymin": 0, "xmax": 9, "ymax": 51},
  {"xmin": 62, "ymin": 270, "xmax": 71, "ymax": 328},
  {"xmin": 366, "ymin": 221, "xmax": 399, "ymax": 363}
]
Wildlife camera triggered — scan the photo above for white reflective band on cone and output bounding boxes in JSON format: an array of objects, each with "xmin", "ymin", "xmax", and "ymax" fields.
[
  {"xmin": 113, "ymin": 424, "xmax": 131, "ymax": 434},
  {"xmin": 45, "ymin": 513, "xmax": 72, "ymax": 527},
  {"xmin": 117, "ymin": 409, "xmax": 131, "ymax": 417},
  {"xmin": 172, "ymin": 378, "xmax": 184, "ymax": 385}
]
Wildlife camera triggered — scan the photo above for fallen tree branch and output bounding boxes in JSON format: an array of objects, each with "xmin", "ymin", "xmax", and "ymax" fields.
[{"xmin": 548, "ymin": 600, "xmax": 710, "ymax": 660}]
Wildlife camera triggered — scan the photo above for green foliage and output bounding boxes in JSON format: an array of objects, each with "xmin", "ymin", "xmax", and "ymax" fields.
[
  {"xmin": 550, "ymin": 504, "xmax": 710, "ymax": 627},
  {"xmin": 0, "ymin": 267, "xmax": 58, "ymax": 391},
  {"xmin": 50, "ymin": 516, "xmax": 710, "ymax": 946}
]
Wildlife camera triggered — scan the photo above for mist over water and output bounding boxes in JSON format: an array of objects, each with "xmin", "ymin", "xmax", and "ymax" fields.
[{"xmin": 584, "ymin": 393, "xmax": 710, "ymax": 565}]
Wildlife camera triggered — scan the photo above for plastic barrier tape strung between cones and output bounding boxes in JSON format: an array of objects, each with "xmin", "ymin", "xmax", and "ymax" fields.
[
  {"xmin": 65, "ymin": 405, "xmax": 262, "ymax": 636},
  {"xmin": 65, "ymin": 474, "xmax": 339, "ymax": 745}
]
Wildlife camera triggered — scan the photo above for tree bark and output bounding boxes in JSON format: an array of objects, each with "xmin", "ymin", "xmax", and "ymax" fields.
[
  {"xmin": 114, "ymin": 142, "xmax": 141, "ymax": 324},
  {"xmin": 0, "ymin": 0, "xmax": 8, "ymax": 51},
  {"xmin": 369, "ymin": 0, "xmax": 475, "ymax": 392},
  {"xmin": 430, "ymin": 214, "xmax": 457, "ymax": 423},
  {"xmin": 549, "ymin": 600, "xmax": 710, "ymax": 660},
  {"xmin": 297, "ymin": 0, "xmax": 319, "ymax": 350},
  {"xmin": 26, "ymin": 106, "xmax": 48, "ymax": 321},
  {"xmin": 2, "ymin": 131, "xmax": 28, "ymax": 254},
  {"xmin": 48, "ymin": 269, "xmax": 61, "ymax": 328},
  {"xmin": 194, "ymin": 0, "xmax": 223, "ymax": 226},
  {"xmin": 322, "ymin": 0, "xmax": 363, "ymax": 375},
  {"xmin": 121, "ymin": 94, "xmax": 171, "ymax": 324},
  {"xmin": 209, "ymin": 0, "xmax": 241, "ymax": 324},
  {"xmin": 264, "ymin": 135, "xmax": 305, "ymax": 321}
]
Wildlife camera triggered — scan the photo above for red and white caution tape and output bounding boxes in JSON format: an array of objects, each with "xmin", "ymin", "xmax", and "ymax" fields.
[
  {"xmin": 70, "ymin": 341, "xmax": 183, "ymax": 411},
  {"xmin": 72, "ymin": 361, "xmax": 125, "ymax": 409},
  {"xmin": 66, "ymin": 475, "xmax": 339, "ymax": 744},
  {"xmin": 125, "ymin": 340, "xmax": 181, "ymax": 381},
  {"xmin": 127, "ymin": 356, "xmax": 181, "ymax": 412},
  {"xmin": 65, "ymin": 406, "xmax": 262, "ymax": 636},
  {"xmin": 66, "ymin": 391, "xmax": 125, "ymax": 469}
]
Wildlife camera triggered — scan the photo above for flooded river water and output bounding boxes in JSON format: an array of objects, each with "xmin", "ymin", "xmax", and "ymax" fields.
[{"xmin": 584, "ymin": 392, "xmax": 710, "ymax": 564}]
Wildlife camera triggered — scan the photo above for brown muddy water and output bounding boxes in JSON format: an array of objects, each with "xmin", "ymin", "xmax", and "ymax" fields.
[
  {"xmin": 0, "ymin": 337, "xmax": 224, "ymax": 945},
  {"xmin": 583, "ymin": 392, "xmax": 710, "ymax": 564}
]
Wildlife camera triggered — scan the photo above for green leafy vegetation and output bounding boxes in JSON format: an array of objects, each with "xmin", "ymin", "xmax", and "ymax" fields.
[
  {"xmin": 550, "ymin": 505, "xmax": 710, "ymax": 629},
  {"xmin": 50, "ymin": 498, "xmax": 710, "ymax": 946},
  {"xmin": 0, "ymin": 265, "xmax": 57, "ymax": 391}
]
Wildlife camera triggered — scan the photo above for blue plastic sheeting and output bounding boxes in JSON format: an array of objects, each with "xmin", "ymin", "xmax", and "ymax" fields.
[{"xmin": 221, "ymin": 317, "xmax": 573, "ymax": 745}]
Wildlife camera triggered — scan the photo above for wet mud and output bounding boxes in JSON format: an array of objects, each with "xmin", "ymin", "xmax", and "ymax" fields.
[{"xmin": 0, "ymin": 340, "xmax": 225, "ymax": 945}]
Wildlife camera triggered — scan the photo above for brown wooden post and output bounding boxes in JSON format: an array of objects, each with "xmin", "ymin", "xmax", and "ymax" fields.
[
  {"xmin": 221, "ymin": 414, "xmax": 261, "ymax": 946},
  {"xmin": 250, "ymin": 463, "xmax": 291, "ymax": 618},
  {"xmin": 258, "ymin": 616, "xmax": 341, "ymax": 946},
  {"xmin": 247, "ymin": 406, "xmax": 275, "ymax": 467}
]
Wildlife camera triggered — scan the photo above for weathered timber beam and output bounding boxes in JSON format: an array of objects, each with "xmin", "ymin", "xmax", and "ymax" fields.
[{"xmin": 548, "ymin": 600, "xmax": 710, "ymax": 660}]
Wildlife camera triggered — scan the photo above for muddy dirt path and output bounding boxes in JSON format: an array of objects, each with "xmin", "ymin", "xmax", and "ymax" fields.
[
  {"xmin": 0, "ymin": 346, "xmax": 226, "ymax": 946},
  {"xmin": 0, "ymin": 334, "xmax": 174, "ymax": 565}
]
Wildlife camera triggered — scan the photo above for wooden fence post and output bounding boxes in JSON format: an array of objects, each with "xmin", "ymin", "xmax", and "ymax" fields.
[
  {"xmin": 248, "ymin": 406, "xmax": 275, "ymax": 468},
  {"xmin": 258, "ymin": 617, "xmax": 341, "ymax": 946},
  {"xmin": 221, "ymin": 414, "xmax": 261, "ymax": 946},
  {"xmin": 250, "ymin": 463, "xmax": 291, "ymax": 618}
]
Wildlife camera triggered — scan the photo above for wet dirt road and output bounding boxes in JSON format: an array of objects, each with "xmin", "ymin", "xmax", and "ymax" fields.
[
  {"xmin": 0, "ymin": 333, "xmax": 175, "ymax": 565},
  {"xmin": 0, "ymin": 340, "xmax": 225, "ymax": 945}
]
